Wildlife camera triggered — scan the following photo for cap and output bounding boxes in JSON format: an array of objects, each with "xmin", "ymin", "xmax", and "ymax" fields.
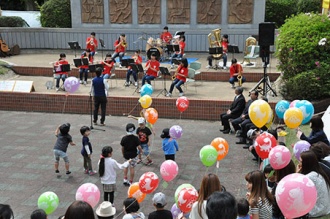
[
  {"xmin": 96, "ymin": 201, "xmax": 116, "ymax": 217},
  {"xmin": 126, "ymin": 123, "xmax": 135, "ymax": 133},
  {"xmin": 138, "ymin": 117, "xmax": 146, "ymax": 124},
  {"xmin": 152, "ymin": 192, "xmax": 167, "ymax": 207},
  {"xmin": 247, "ymin": 129, "xmax": 257, "ymax": 139},
  {"xmin": 160, "ymin": 128, "xmax": 170, "ymax": 138}
]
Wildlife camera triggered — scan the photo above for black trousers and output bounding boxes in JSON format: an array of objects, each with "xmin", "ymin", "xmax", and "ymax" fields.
[
  {"xmin": 93, "ymin": 96, "xmax": 107, "ymax": 123},
  {"xmin": 220, "ymin": 113, "xmax": 238, "ymax": 130}
]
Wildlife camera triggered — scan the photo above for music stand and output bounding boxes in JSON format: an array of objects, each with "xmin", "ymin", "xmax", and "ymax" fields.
[
  {"xmin": 73, "ymin": 58, "xmax": 89, "ymax": 67},
  {"xmin": 172, "ymin": 58, "xmax": 182, "ymax": 65},
  {"xmin": 227, "ymin": 45, "xmax": 240, "ymax": 59},
  {"xmin": 68, "ymin": 41, "xmax": 81, "ymax": 57},
  {"xmin": 130, "ymin": 64, "xmax": 144, "ymax": 95},
  {"xmin": 121, "ymin": 59, "xmax": 135, "ymax": 68},
  {"xmin": 99, "ymin": 38, "xmax": 105, "ymax": 59},
  {"xmin": 209, "ymin": 47, "xmax": 223, "ymax": 70},
  {"xmin": 53, "ymin": 64, "xmax": 71, "ymax": 73},
  {"xmin": 157, "ymin": 67, "xmax": 171, "ymax": 97},
  {"xmin": 89, "ymin": 64, "xmax": 103, "ymax": 73}
]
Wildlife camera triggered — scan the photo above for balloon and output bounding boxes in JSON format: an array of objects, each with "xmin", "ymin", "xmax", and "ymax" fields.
[
  {"xmin": 268, "ymin": 146, "xmax": 292, "ymax": 170},
  {"xmin": 275, "ymin": 100, "xmax": 290, "ymax": 119},
  {"xmin": 63, "ymin": 77, "xmax": 80, "ymax": 93},
  {"xmin": 37, "ymin": 191, "xmax": 59, "ymax": 215},
  {"xmin": 138, "ymin": 172, "xmax": 159, "ymax": 194},
  {"xmin": 275, "ymin": 173, "xmax": 317, "ymax": 218},
  {"xmin": 283, "ymin": 108, "xmax": 303, "ymax": 129},
  {"xmin": 295, "ymin": 100, "xmax": 314, "ymax": 125},
  {"xmin": 176, "ymin": 97, "xmax": 189, "ymax": 112},
  {"xmin": 199, "ymin": 145, "xmax": 218, "ymax": 167},
  {"xmin": 128, "ymin": 182, "xmax": 146, "ymax": 203},
  {"xmin": 177, "ymin": 187, "xmax": 198, "ymax": 213},
  {"xmin": 144, "ymin": 108, "xmax": 158, "ymax": 125},
  {"xmin": 290, "ymin": 99, "xmax": 300, "ymax": 108},
  {"xmin": 160, "ymin": 160, "xmax": 179, "ymax": 182},
  {"xmin": 171, "ymin": 203, "xmax": 182, "ymax": 218},
  {"xmin": 293, "ymin": 140, "xmax": 311, "ymax": 161},
  {"xmin": 255, "ymin": 132, "xmax": 277, "ymax": 159},
  {"xmin": 75, "ymin": 183, "xmax": 100, "ymax": 208},
  {"xmin": 139, "ymin": 95, "xmax": 152, "ymax": 109},
  {"xmin": 140, "ymin": 84, "xmax": 153, "ymax": 96},
  {"xmin": 174, "ymin": 184, "xmax": 195, "ymax": 205},
  {"xmin": 169, "ymin": 125, "xmax": 183, "ymax": 139},
  {"xmin": 248, "ymin": 100, "xmax": 272, "ymax": 128},
  {"xmin": 210, "ymin": 137, "xmax": 229, "ymax": 161}
]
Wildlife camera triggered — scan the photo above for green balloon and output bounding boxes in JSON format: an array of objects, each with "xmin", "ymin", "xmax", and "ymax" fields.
[
  {"xmin": 174, "ymin": 184, "xmax": 195, "ymax": 205},
  {"xmin": 37, "ymin": 191, "xmax": 59, "ymax": 215},
  {"xmin": 200, "ymin": 145, "xmax": 218, "ymax": 167}
]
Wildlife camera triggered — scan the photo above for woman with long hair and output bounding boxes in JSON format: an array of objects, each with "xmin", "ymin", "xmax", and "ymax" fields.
[
  {"xmin": 166, "ymin": 57, "xmax": 188, "ymax": 97},
  {"xmin": 189, "ymin": 173, "xmax": 225, "ymax": 219},
  {"xmin": 245, "ymin": 170, "xmax": 273, "ymax": 219}
]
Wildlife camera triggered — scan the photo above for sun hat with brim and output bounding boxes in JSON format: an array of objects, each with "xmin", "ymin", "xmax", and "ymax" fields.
[{"xmin": 96, "ymin": 201, "xmax": 116, "ymax": 217}]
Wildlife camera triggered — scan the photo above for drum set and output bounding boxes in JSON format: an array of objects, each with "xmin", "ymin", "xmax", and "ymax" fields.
[{"xmin": 145, "ymin": 37, "xmax": 169, "ymax": 61}]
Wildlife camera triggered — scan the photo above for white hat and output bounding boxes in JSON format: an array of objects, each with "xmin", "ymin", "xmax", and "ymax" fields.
[
  {"xmin": 152, "ymin": 192, "xmax": 167, "ymax": 207},
  {"xmin": 96, "ymin": 201, "xmax": 116, "ymax": 217},
  {"xmin": 173, "ymin": 35, "xmax": 180, "ymax": 39},
  {"xmin": 247, "ymin": 129, "xmax": 257, "ymax": 139},
  {"xmin": 138, "ymin": 117, "xmax": 146, "ymax": 124}
]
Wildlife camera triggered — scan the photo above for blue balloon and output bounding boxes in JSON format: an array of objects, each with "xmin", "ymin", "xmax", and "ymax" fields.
[
  {"xmin": 295, "ymin": 100, "xmax": 314, "ymax": 124},
  {"xmin": 275, "ymin": 100, "xmax": 290, "ymax": 119},
  {"xmin": 140, "ymin": 84, "xmax": 153, "ymax": 97}
]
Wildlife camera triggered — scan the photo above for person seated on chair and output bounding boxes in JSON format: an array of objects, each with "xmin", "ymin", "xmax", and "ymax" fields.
[
  {"xmin": 229, "ymin": 58, "xmax": 246, "ymax": 89},
  {"xmin": 206, "ymin": 34, "xmax": 229, "ymax": 69},
  {"xmin": 170, "ymin": 35, "xmax": 186, "ymax": 69},
  {"xmin": 166, "ymin": 58, "xmax": 188, "ymax": 97},
  {"xmin": 160, "ymin": 26, "xmax": 173, "ymax": 45},
  {"xmin": 220, "ymin": 87, "xmax": 246, "ymax": 134},
  {"xmin": 53, "ymin": 53, "xmax": 69, "ymax": 92},
  {"xmin": 141, "ymin": 53, "xmax": 160, "ymax": 87},
  {"xmin": 112, "ymin": 33, "xmax": 127, "ymax": 68},
  {"xmin": 79, "ymin": 48, "xmax": 93, "ymax": 85},
  {"xmin": 86, "ymin": 32, "xmax": 98, "ymax": 57},
  {"xmin": 125, "ymin": 49, "xmax": 142, "ymax": 87},
  {"xmin": 101, "ymin": 53, "xmax": 115, "ymax": 80}
]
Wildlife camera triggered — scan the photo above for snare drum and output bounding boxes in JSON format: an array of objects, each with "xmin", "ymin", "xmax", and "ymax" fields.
[
  {"xmin": 156, "ymin": 38, "xmax": 163, "ymax": 47},
  {"xmin": 147, "ymin": 47, "xmax": 163, "ymax": 60},
  {"xmin": 146, "ymin": 37, "xmax": 157, "ymax": 51}
]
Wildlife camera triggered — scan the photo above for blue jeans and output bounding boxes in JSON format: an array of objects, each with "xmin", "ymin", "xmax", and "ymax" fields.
[
  {"xmin": 142, "ymin": 75, "xmax": 155, "ymax": 85},
  {"xmin": 54, "ymin": 149, "xmax": 69, "ymax": 163},
  {"xmin": 112, "ymin": 52, "xmax": 125, "ymax": 64},
  {"xmin": 207, "ymin": 53, "xmax": 227, "ymax": 67},
  {"xmin": 171, "ymin": 53, "xmax": 183, "ymax": 64},
  {"xmin": 55, "ymin": 74, "xmax": 67, "ymax": 88},
  {"xmin": 126, "ymin": 69, "xmax": 137, "ymax": 82},
  {"xmin": 139, "ymin": 143, "xmax": 150, "ymax": 156},
  {"xmin": 229, "ymin": 76, "xmax": 246, "ymax": 85},
  {"xmin": 169, "ymin": 78, "xmax": 184, "ymax": 93},
  {"xmin": 79, "ymin": 68, "xmax": 89, "ymax": 81},
  {"xmin": 102, "ymin": 74, "xmax": 110, "ymax": 79}
]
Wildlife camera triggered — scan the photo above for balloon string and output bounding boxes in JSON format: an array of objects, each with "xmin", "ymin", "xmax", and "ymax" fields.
[
  {"xmin": 180, "ymin": 112, "xmax": 182, "ymax": 120},
  {"xmin": 204, "ymin": 166, "xmax": 209, "ymax": 176},
  {"xmin": 62, "ymin": 95, "xmax": 68, "ymax": 114},
  {"xmin": 127, "ymin": 102, "xmax": 140, "ymax": 116},
  {"xmin": 113, "ymin": 199, "xmax": 139, "ymax": 219}
]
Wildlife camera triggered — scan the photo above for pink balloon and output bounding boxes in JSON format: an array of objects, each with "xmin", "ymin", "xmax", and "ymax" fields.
[
  {"xmin": 160, "ymin": 160, "xmax": 179, "ymax": 182},
  {"xmin": 268, "ymin": 146, "xmax": 291, "ymax": 170},
  {"xmin": 138, "ymin": 172, "xmax": 159, "ymax": 194},
  {"xmin": 75, "ymin": 183, "xmax": 100, "ymax": 208},
  {"xmin": 64, "ymin": 76, "xmax": 80, "ymax": 93},
  {"xmin": 275, "ymin": 173, "xmax": 317, "ymax": 219},
  {"xmin": 289, "ymin": 100, "xmax": 300, "ymax": 108}
]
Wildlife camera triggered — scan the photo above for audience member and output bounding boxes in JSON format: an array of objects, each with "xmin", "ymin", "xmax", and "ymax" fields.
[
  {"xmin": 160, "ymin": 128, "xmax": 179, "ymax": 161},
  {"xmin": 310, "ymin": 142, "xmax": 330, "ymax": 178},
  {"xmin": 64, "ymin": 201, "xmax": 95, "ymax": 219},
  {"xmin": 297, "ymin": 116, "xmax": 329, "ymax": 145},
  {"xmin": 123, "ymin": 198, "xmax": 145, "ymax": 219},
  {"xmin": 95, "ymin": 201, "xmax": 116, "ymax": 219},
  {"xmin": 30, "ymin": 209, "xmax": 47, "ymax": 219},
  {"xmin": 206, "ymin": 191, "xmax": 237, "ymax": 219},
  {"xmin": 148, "ymin": 192, "xmax": 172, "ymax": 219},
  {"xmin": 0, "ymin": 204, "xmax": 14, "ymax": 219},
  {"xmin": 236, "ymin": 198, "xmax": 250, "ymax": 219}
]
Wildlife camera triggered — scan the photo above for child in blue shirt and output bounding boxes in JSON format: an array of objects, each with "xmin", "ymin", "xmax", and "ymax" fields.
[
  {"xmin": 160, "ymin": 128, "xmax": 179, "ymax": 161},
  {"xmin": 237, "ymin": 198, "xmax": 250, "ymax": 219},
  {"xmin": 80, "ymin": 126, "xmax": 96, "ymax": 176}
]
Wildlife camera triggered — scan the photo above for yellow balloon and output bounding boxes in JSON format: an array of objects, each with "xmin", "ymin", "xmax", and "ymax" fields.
[
  {"xmin": 248, "ymin": 100, "xmax": 272, "ymax": 128},
  {"xmin": 283, "ymin": 108, "xmax": 303, "ymax": 129},
  {"xmin": 139, "ymin": 95, "xmax": 152, "ymax": 109}
]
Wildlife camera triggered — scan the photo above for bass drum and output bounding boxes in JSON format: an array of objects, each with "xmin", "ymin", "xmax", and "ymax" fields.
[{"xmin": 147, "ymin": 47, "xmax": 163, "ymax": 60}]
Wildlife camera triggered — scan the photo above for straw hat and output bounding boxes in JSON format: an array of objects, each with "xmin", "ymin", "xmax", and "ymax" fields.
[{"xmin": 95, "ymin": 201, "xmax": 116, "ymax": 217}]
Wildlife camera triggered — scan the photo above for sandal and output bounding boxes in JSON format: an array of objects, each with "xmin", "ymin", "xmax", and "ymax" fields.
[{"xmin": 137, "ymin": 159, "xmax": 142, "ymax": 164}]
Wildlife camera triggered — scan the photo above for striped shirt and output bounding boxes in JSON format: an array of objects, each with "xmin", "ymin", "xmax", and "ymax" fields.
[{"xmin": 250, "ymin": 197, "xmax": 272, "ymax": 219}]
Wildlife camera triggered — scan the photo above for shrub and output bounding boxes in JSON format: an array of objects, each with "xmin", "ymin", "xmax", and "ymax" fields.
[
  {"xmin": 265, "ymin": 0, "xmax": 297, "ymax": 28},
  {"xmin": 40, "ymin": 0, "xmax": 71, "ymax": 28},
  {"xmin": 0, "ymin": 16, "xmax": 29, "ymax": 27}
]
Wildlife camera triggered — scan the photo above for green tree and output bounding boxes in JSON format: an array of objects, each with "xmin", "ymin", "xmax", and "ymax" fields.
[
  {"xmin": 40, "ymin": 0, "xmax": 71, "ymax": 28},
  {"xmin": 265, "ymin": 0, "xmax": 298, "ymax": 28}
]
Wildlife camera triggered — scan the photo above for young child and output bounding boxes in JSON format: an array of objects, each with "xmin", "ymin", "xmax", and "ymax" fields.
[
  {"xmin": 148, "ymin": 192, "xmax": 172, "ymax": 219},
  {"xmin": 101, "ymin": 53, "xmax": 115, "ymax": 79},
  {"xmin": 79, "ymin": 48, "xmax": 93, "ymax": 85},
  {"xmin": 53, "ymin": 123, "xmax": 76, "ymax": 174},
  {"xmin": 52, "ymin": 53, "xmax": 69, "ymax": 91},
  {"xmin": 98, "ymin": 146, "xmax": 130, "ymax": 204},
  {"xmin": 160, "ymin": 128, "xmax": 179, "ymax": 161},
  {"xmin": 236, "ymin": 198, "xmax": 250, "ymax": 219},
  {"xmin": 128, "ymin": 108, "xmax": 155, "ymax": 135},
  {"xmin": 263, "ymin": 164, "xmax": 275, "ymax": 189},
  {"xmin": 80, "ymin": 126, "xmax": 96, "ymax": 176},
  {"xmin": 122, "ymin": 198, "xmax": 145, "ymax": 219},
  {"xmin": 136, "ymin": 118, "xmax": 153, "ymax": 165},
  {"xmin": 120, "ymin": 123, "xmax": 143, "ymax": 186}
]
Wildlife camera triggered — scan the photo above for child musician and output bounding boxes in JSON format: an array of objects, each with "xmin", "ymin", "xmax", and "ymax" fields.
[
  {"xmin": 86, "ymin": 32, "xmax": 98, "ymax": 57},
  {"xmin": 170, "ymin": 35, "xmax": 186, "ymax": 69},
  {"xmin": 80, "ymin": 49, "xmax": 93, "ymax": 85},
  {"xmin": 101, "ymin": 53, "xmax": 115, "ymax": 79},
  {"xmin": 112, "ymin": 33, "xmax": 127, "ymax": 68},
  {"xmin": 160, "ymin": 26, "xmax": 173, "ymax": 45},
  {"xmin": 53, "ymin": 53, "xmax": 69, "ymax": 91},
  {"xmin": 166, "ymin": 58, "xmax": 188, "ymax": 97},
  {"xmin": 125, "ymin": 49, "xmax": 142, "ymax": 87},
  {"xmin": 141, "ymin": 53, "xmax": 160, "ymax": 87}
]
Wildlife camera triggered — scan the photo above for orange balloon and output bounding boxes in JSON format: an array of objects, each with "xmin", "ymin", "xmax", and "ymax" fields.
[
  {"xmin": 144, "ymin": 108, "xmax": 158, "ymax": 125},
  {"xmin": 127, "ymin": 182, "xmax": 146, "ymax": 203},
  {"xmin": 210, "ymin": 137, "xmax": 229, "ymax": 161}
]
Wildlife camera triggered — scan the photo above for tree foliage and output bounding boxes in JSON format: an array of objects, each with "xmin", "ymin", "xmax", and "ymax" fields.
[
  {"xmin": 40, "ymin": 0, "xmax": 71, "ymax": 28},
  {"xmin": 265, "ymin": 0, "xmax": 298, "ymax": 28}
]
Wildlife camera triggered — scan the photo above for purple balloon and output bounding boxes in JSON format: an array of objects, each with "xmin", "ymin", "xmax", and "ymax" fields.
[
  {"xmin": 293, "ymin": 140, "xmax": 311, "ymax": 161},
  {"xmin": 171, "ymin": 203, "xmax": 182, "ymax": 219},
  {"xmin": 170, "ymin": 125, "xmax": 183, "ymax": 139},
  {"xmin": 64, "ymin": 77, "xmax": 80, "ymax": 93}
]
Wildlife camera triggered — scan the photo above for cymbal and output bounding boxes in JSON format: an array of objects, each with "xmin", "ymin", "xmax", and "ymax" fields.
[{"xmin": 137, "ymin": 36, "xmax": 147, "ymax": 40}]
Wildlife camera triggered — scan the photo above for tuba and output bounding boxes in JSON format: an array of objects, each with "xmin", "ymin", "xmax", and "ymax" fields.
[
  {"xmin": 208, "ymin": 28, "xmax": 222, "ymax": 58},
  {"xmin": 241, "ymin": 36, "xmax": 257, "ymax": 64}
]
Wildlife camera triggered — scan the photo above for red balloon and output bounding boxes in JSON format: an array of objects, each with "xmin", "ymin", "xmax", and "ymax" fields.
[
  {"xmin": 177, "ymin": 187, "xmax": 198, "ymax": 213},
  {"xmin": 255, "ymin": 132, "xmax": 277, "ymax": 159},
  {"xmin": 176, "ymin": 97, "xmax": 189, "ymax": 112},
  {"xmin": 138, "ymin": 172, "xmax": 159, "ymax": 194}
]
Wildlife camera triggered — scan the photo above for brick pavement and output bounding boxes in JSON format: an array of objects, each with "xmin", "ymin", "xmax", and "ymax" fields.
[{"xmin": 0, "ymin": 110, "xmax": 258, "ymax": 219}]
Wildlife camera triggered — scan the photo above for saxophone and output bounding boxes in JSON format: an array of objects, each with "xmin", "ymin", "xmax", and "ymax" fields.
[
  {"xmin": 208, "ymin": 28, "xmax": 222, "ymax": 58},
  {"xmin": 172, "ymin": 66, "xmax": 180, "ymax": 80},
  {"xmin": 241, "ymin": 37, "xmax": 257, "ymax": 64}
]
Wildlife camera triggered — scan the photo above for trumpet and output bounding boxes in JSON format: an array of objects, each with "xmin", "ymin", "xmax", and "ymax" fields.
[{"xmin": 237, "ymin": 75, "xmax": 243, "ymax": 87}]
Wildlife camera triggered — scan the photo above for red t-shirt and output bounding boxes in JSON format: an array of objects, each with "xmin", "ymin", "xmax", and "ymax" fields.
[
  {"xmin": 176, "ymin": 66, "xmax": 188, "ymax": 82},
  {"xmin": 80, "ymin": 53, "xmax": 93, "ymax": 69},
  {"xmin": 145, "ymin": 60, "xmax": 160, "ymax": 77},
  {"xmin": 101, "ymin": 60, "xmax": 115, "ymax": 75},
  {"xmin": 128, "ymin": 55, "xmax": 143, "ymax": 70},
  {"xmin": 230, "ymin": 64, "xmax": 243, "ymax": 78},
  {"xmin": 176, "ymin": 41, "xmax": 185, "ymax": 55},
  {"xmin": 54, "ymin": 60, "xmax": 69, "ymax": 75},
  {"xmin": 222, "ymin": 41, "xmax": 228, "ymax": 53},
  {"xmin": 114, "ymin": 40, "xmax": 126, "ymax": 53},
  {"xmin": 160, "ymin": 32, "xmax": 173, "ymax": 44},
  {"xmin": 86, "ymin": 37, "xmax": 98, "ymax": 52}
]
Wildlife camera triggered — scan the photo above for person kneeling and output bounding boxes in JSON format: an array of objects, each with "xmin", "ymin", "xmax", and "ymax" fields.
[
  {"xmin": 166, "ymin": 58, "xmax": 188, "ymax": 97},
  {"xmin": 229, "ymin": 58, "xmax": 246, "ymax": 89}
]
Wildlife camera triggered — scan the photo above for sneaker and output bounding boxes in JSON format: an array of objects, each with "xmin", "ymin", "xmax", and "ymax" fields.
[
  {"xmin": 83, "ymin": 81, "xmax": 87, "ymax": 85},
  {"xmin": 119, "ymin": 64, "xmax": 122, "ymax": 68},
  {"xmin": 89, "ymin": 170, "xmax": 97, "ymax": 176},
  {"xmin": 179, "ymin": 92, "xmax": 184, "ymax": 97},
  {"xmin": 123, "ymin": 179, "xmax": 131, "ymax": 186},
  {"xmin": 146, "ymin": 160, "xmax": 153, "ymax": 166},
  {"xmin": 56, "ymin": 87, "xmax": 59, "ymax": 92},
  {"xmin": 124, "ymin": 82, "xmax": 129, "ymax": 87},
  {"xmin": 80, "ymin": 80, "xmax": 83, "ymax": 84},
  {"xmin": 84, "ymin": 169, "xmax": 88, "ymax": 174},
  {"xmin": 55, "ymin": 170, "xmax": 60, "ymax": 173},
  {"xmin": 223, "ymin": 66, "xmax": 227, "ymax": 70},
  {"xmin": 100, "ymin": 123, "xmax": 105, "ymax": 126},
  {"xmin": 166, "ymin": 93, "xmax": 172, "ymax": 97},
  {"xmin": 206, "ymin": 65, "xmax": 212, "ymax": 69},
  {"xmin": 137, "ymin": 159, "xmax": 142, "ymax": 164},
  {"xmin": 134, "ymin": 82, "xmax": 138, "ymax": 87},
  {"xmin": 231, "ymin": 84, "xmax": 235, "ymax": 89},
  {"xmin": 66, "ymin": 171, "xmax": 71, "ymax": 175}
]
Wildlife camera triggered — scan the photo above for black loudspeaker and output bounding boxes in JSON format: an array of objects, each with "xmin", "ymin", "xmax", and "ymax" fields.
[{"xmin": 258, "ymin": 22, "xmax": 275, "ymax": 46}]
